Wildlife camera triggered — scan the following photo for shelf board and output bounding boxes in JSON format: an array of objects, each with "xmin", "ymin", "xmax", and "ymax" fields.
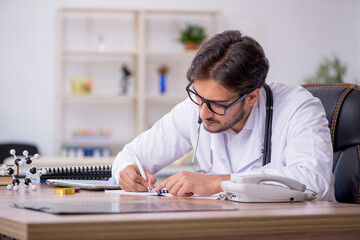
[
  {"xmin": 62, "ymin": 138, "xmax": 128, "ymax": 146},
  {"xmin": 60, "ymin": 8, "xmax": 136, "ymax": 14},
  {"xmin": 145, "ymin": 9, "xmax": 220, "ymax": 16},
  {"xmin": 146, "ymin": 50, "xmax": 197, "ymax": 58},
  {"xmin": 59, "ymin": 8, "xmax": 220, "ymax": 16},
  {"xmin": 145, "ymin": 94, "xmax": 187, "ymax": 103},
  {"xmin": 60, "ymin": 94, "xmax": 136, "ymax": 104},
  {"xmin": 61, "ymin": 51, "xmax": 138, "ymax": 58},
  {"xmin": 59, "ymin": 94, "xmax": 187, "ymax": 103}
]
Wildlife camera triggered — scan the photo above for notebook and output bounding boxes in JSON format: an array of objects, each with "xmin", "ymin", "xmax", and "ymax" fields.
[
  {"xmin": 40, "ymin": 165, "xmax": 112, "ymax": 181},
  {"xmin": 46, "ymin": 179, "xmax": 120, "ymax": 190}
]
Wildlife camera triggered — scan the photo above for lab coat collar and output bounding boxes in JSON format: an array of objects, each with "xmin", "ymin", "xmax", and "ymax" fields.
[
  {"xmin": 233, "ymin": 96, "xmax": 263, "ymax": 172},
  {"xmin": 232, "ymin": 91, "xmax": 260, "ymax": 139},
  {"xmin": 242, "ymin": 98, "xmax": 258, "ymax": 131},
  {"xmin": 210, "ymin": 132, "xmax": 226, "ymax": 159},
  {"xmin": 209, "ymin": 87, "xmax": 265, "ymax": 173},
  {"xmin": 223, "ymin": 90, "xmax": 260, "ymax": 135}
]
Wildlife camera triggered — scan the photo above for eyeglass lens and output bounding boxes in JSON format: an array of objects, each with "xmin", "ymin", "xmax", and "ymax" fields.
[{"xmin": 188, "ymin": 91, "xmax": 226, "ymax": 115}]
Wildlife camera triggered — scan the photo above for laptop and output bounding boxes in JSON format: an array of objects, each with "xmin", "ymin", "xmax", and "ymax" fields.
[{"xmin": 46, "ymin": 178, "xmax": 121, "ymax": 190}]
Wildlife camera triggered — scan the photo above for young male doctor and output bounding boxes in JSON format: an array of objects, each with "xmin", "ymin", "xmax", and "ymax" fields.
[{"xmin": 112, "ymin": 30, "xmax": 335, "ymax": 201}]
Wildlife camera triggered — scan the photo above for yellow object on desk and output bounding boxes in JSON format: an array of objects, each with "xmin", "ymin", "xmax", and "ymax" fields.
[{"xmin": 54, "ymin": 188, "xmax": 75, "ymax": 195}]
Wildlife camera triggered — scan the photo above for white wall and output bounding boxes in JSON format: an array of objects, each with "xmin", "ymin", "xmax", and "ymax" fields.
[{"xmin": 0, "ymin": 0, "xmax": 358, "ymax": 156}]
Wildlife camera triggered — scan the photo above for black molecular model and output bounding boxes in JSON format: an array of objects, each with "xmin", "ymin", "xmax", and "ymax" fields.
[{"xmin": 0, "ymin": 149, "xmax": 46, "ymax": 191}]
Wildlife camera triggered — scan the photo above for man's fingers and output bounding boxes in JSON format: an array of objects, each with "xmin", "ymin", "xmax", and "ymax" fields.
[
  {"xmin": 154, "ymin": 171, "xmax": 180, "ymax": 191},
  {"xmin": 153, "ymin": 177, "xmax": 169, "ymax": 191},
  {"xmin": 177, "ymin": 181, "xmax": 194, "ymax": 197},
  {"xmin": 120, "ymin": 165, "xmax": 149, "ymax": 192},
  {"xmin": 165, "ymin": 175, "xmax": 181, "ymax": 193},
  {"xmin": 168, "ymin": 179, "xmax": 183, "ymax": 196},
  {"xmin": 148, "ymin": 177, "xmax": 157, "ymax": 189},
  {"xmin": 144, "ymin": 170, "xmax": 157, "ymax": 189},
  {"xmin": 120, "ymin": 171, "xmax": 140, "ymax": 191},
  {"xmin": 168, "ymin": 174, "xmax": 194, "ymax": 196}
]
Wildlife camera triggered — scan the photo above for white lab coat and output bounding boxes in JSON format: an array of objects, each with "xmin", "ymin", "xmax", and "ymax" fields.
[{"xmin": 112, "ymin": 82, "xmax": 335, "ymax": 201}]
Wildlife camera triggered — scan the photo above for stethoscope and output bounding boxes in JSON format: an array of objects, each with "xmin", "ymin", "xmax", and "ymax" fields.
[
  {"xmin": 191, "ymin": 83, "xmax": 273, "ymax": 173},
  {"xmin": 191, "ymin": 116, "xmax": 213, "ymax": 173}
]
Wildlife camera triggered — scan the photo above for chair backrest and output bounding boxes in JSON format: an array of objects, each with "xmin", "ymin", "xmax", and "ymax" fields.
[
  {"xmin": 302, "ymin": 83, "xmax": 360, "ymax": 203},
  {"xmin": 0, "ymin": 143, "xmax": 39, "ymax": 164}
]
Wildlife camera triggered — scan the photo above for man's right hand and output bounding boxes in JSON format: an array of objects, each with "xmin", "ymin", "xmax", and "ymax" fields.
[{"xmin": 118, "ymin": 164, "xmax": 157, "ymax": 192}]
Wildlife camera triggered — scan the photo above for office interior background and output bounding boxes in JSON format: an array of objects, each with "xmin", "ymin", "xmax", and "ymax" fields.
[{"xmin": 0, "ymin": 0, "xmax": 359, "ymax": 157}]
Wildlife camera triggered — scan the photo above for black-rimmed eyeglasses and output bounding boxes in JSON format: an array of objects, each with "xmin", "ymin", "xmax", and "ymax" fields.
[{"xmin": 186, "ymin": 83, "xmax": 248, "ymax": 116}]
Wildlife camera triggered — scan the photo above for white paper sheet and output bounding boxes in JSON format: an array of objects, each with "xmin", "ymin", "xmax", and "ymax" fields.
[
  {"xmin": 105, "ymin": 189, "xmax": 219, "ymax": 199},
  {"xmin": 105, "ymin": 190, "xmax": 160, "ymax": 196}
]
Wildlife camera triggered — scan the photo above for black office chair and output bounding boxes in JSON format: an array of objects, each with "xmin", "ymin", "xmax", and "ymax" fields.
[
  {"xmin": 0, "ymin": 143, "xmax": 39, "ymax": 164},
  {"xmin": 302, "ymin": 83, "xmax": 360, "ymax": 204}
]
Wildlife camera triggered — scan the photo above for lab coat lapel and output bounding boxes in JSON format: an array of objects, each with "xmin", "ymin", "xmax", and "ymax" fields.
[
  {"xmin": 210, "ymin": 133, "xmax": 233, "ymax": 173},
  {"xmin": 232, "ymin": 90, "xmax": 265, "ymax": 172},
  {"xmin": 207, "ymin": 86, "xmax": 267, "ymax": 173},
  {"xmin": 232, "ymin": 130, "xmax": 263, "ymax": 172}
]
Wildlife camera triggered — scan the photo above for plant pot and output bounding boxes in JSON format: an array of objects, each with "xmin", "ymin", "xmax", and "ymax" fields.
[{"xmin": 184, "ymin": 42, "xmax": 199, "ymax": 50}]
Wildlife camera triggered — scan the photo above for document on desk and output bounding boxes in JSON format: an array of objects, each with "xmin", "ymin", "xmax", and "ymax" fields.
[
  {"xmin": 105, "ymin": 190, "xmax": 161, "ymax": 196},
  {"xmin": 105, "ymin": 190, "xmax": 219, "ymax": 199}
]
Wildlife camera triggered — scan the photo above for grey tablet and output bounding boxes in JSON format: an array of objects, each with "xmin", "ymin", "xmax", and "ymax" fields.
[{"xmin": 11, "ymin": 200, "xmax": 238, "ymax": 214}]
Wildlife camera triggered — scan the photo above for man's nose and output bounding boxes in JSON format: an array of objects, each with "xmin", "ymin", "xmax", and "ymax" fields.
[{"xmin": 199, "ymin": 103, "xmax": 214, "ymax": 119}]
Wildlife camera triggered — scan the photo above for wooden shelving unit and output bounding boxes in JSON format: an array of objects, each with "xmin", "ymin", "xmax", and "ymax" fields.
[{"xmin": 55, "ymin": 8, "xmax": 223, "ymax": 156}]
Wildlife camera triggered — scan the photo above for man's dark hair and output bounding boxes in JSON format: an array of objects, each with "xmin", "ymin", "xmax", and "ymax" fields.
[{"xmin": 187, "ymin": 30, "xmax": 269, "ymax": 95}]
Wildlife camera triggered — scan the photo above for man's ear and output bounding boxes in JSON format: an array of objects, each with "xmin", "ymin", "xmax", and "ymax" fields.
[{"xmin": 246, "ymin": 88, "xmax": 260, "ymax": 107}]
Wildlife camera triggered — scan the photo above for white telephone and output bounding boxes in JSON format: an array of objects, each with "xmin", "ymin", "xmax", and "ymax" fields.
[{"xmin": 219, "ymin": 174, "xmax": 317, "ymax": 202}]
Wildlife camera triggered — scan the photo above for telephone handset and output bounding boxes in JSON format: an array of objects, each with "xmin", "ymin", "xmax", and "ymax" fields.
[{"xmin": 219, "ymin": 174, "xmax": 317, "ymax": 202}]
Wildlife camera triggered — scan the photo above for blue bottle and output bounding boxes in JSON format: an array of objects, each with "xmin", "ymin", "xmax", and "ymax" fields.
[{"xmin": 160, "ymin": 74, "xmax": 166, "ymax": 94}]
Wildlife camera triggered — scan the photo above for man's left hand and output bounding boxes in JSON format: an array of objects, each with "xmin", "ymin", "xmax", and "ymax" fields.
[{"xmin": 153, "ymin": 171, "xmax": 230, "ymax": 197}]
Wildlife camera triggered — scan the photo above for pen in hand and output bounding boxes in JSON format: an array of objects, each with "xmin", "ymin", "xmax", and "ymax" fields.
[{"xmin": 134, "ymin": 155, "xmax": 151, "ymax": 192}]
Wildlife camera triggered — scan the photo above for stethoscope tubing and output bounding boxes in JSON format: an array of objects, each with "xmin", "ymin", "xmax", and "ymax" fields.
[
  {"xmin": 192, "ymin": 83, "xmax": 273, "ymax": 173},
  {"xmin": 191, "ymin": 118, "xmax": 213, "ymax": 174}
]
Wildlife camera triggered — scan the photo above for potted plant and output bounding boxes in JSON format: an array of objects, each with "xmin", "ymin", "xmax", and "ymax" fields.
[
  {"xmin": 305, "ymin": 55, "xmax": 346, "ymax": 83},
  {"xmin": 179, "ymin": 25, "xmax": 206, "ymax": 50}
]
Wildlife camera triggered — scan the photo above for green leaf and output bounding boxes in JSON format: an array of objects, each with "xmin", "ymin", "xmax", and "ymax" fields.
[
  {"xmin": 305, "ymin": 55, "xmax": 346, "ymax": 83},
  {"xmin": 179, "ymin": 25, "xmax": 206, "ymax": 43}
]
